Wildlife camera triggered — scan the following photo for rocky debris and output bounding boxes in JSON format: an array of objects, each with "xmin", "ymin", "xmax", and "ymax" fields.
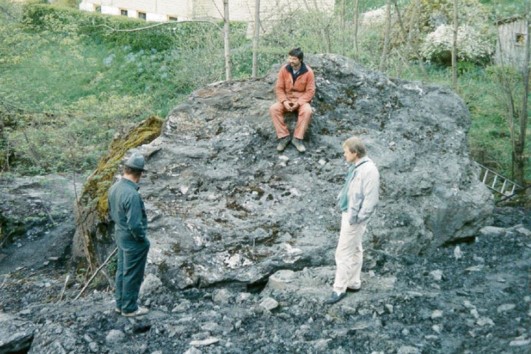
[
  {"xmin": 1, "ymin": 213, "xmax": 528, "ymax": 353},
  {"xmin": 74, "ymin": 53, "xmax": 492, "ymax": 292},
  {"xmin": 0, "ymin": 313, "xmax": 35, "ymax": 353},
  {"xmin": 0, "ymin": 174, "xmax": 80, "ymax": 273},
  {"xmin": 1, "ymin": 54, "xmax": 528, "ymax": 353}
]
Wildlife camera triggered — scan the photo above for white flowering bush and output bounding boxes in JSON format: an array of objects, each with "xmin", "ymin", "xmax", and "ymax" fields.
[{"xmin": 420, "ymin": 24, "xmax": 493, "ymax": 64}]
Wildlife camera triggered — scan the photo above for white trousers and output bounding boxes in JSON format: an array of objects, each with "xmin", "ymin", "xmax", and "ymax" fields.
[{"xmin": 333, "ymin": 213, "xmax": 367, "ymax": 293}]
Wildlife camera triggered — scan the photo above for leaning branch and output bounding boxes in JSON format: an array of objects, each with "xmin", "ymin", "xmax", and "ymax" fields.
[{"xmin": 74, "ymin": 247, "xmax": 118, "ymax": 300}]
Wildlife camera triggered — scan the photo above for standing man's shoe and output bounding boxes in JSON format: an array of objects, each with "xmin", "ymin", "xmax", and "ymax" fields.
[
  {"xmin": 291, "ymin": 138, "xmax": 306, "ymax": 152},
  {"xmin": 122, "ymin": 306, "xmax": 149, "ymax": 317},
  {"xmin": 347, "ymin": 287, "xmax": 361, "ymax": 293},
  {"xmin": 324, "ymin": 291, "xmax": 346, "ymax": 304},
  {"xmin": 277, "ymin": 136, "xmax": 291, "ymax": 152}
]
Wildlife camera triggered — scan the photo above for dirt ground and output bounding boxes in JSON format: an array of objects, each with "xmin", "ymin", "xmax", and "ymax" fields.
[{"xmin": 0, "ymin": 206, "xmax": 529, "ymax": 354}]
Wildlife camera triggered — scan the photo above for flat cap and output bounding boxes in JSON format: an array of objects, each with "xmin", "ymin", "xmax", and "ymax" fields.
[{"xmin": 124, "ymin": 153, "xmax": 146, "ymax": 172}]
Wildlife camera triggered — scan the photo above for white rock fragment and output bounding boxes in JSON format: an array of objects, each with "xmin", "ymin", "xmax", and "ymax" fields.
[
  {"xmin": 465, "ymin": 265, "xmax": 484, "ymax": 272},
  {"xmin": 479, "ymin": 226, "xmax": 506, "ymax": 236},
  {"xmin": 509, "ymin": 337, "xmax": 531, "ymax": 347},
  {"xmin": 431, "ymin": 310, "xmax": 443, "ymax": 319},
  {"xmin": 429, "ymin": 270, "xmax": 443, "ymax": 281},
  {"xmin": 497, "ymin": 304, "xmax": 516, "ymax": 313},
  {"xmin": 190, "ymin": 337, "xmax": 219, "ymax": 347},
  {"xmin": 105, "ymin": 329, "xmax": 125, "ymax": 344},
  {"xmin": 476, "ymin": 317, "xmax": 495, "ymax": 326},
  {"xmin": 453, "ymin": 246, "xmax": 463, "ymax": 260},
  {"xmin": 397, "ymin": 345, "xmax": 421, "ymax": 354},
  {"xmin": 259, "ymin": 297, "xmax": 279, "ymax": 311}
]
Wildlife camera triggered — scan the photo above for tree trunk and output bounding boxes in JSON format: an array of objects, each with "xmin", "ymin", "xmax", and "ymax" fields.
[
  {"xmin": 340, "ymin": 0, "xmax": 346, "ymax": 55},
  {"xmin": 394, "ymin": 0, "xmax": 427, "ymax": 77},
  {"xmin": 252, "ymin": 0, "xmax": 260, "ymax": 78},
  {"xmin": 223, "ymin": 0, "xmax": 232, "ymax": 81},
  {"xmin": 451, "ymin": 0, "xmax": 458, "ymax": 89},
  {"xmin": 379, "ymin": 0, "xmax": 391, "ymax": 72},
  {"xmin": 515, "ymin": 1, "xmax": 530, "ymax": 186},
  {"xmin": 353, "ymin": 0, "xmax": 359, "ymax": 58}
]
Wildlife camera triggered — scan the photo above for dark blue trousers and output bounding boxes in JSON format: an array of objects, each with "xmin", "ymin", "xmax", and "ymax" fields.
[{"xmin": 115, "ymin": 235, "xmax": 149, "ymax": 314}]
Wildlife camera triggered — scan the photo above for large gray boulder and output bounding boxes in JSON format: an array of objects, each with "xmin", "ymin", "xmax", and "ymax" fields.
[{"xmin": 105, "ymin": 54, "xmax": 493, "ymax": 289}]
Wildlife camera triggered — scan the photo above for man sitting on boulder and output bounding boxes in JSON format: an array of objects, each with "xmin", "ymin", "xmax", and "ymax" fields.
[{"xmin": 269, "ymin": 47, "xmax": 315, "ymax": 153}]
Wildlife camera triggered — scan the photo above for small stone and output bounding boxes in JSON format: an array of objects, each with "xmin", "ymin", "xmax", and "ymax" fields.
[
  {"xmin": 190, "ymin": 337, "xmax": 219, "ymax": 347},
  {"xmin": 431, "ymin": 310, "xmax": 443, "ymax": 319},
  {"xmin": 476, "ymin": 317, "xmax": 495, "ymax": 326},
  {"xmin": 509, "ymin": 338, "xmax": 531, "ymax": 347},
  {"xmin": 397, "ymin": 345, "xmax": 421, "ymax": 354},
  {"xmin": 497, "ymin": 304, "xmax": 516, "ymax": 313},
  {"xmin": 453, "ymin": 246, "xmax": 463, "ymax": 260},
  {"xmin": 470, "ymin": 309, "xmax": 480, "ymax": 319},
  {"xmin": 259, "ymin": 297, "xmax": 279, "ymax": 311},
  {"xmin": 105, "ymin": 329, "xmax": 125, "ymax": 344},
  {"xmin": 385, "ymin": 304, "xmax": 394, "ymax": 314},
  {"xmin": 429, "ymin": 270, "xmax": 443, "ymax": 281}
]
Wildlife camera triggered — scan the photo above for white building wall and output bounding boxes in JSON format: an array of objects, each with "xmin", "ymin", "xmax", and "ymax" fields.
[
  {"xmin": 101, "ymin": 5, "xmax": 120, "ymax": 16},
  {"xmin": 80, "ymin": 0, "xmax": 334, "ymax": 23}
]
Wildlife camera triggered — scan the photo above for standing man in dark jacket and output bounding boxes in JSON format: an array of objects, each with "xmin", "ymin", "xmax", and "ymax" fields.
[
  {"xmin": 108, "ymin": 153, "xmax": 150, "ymax": 317},
  {"xmin": 270, "ymin": 47, "xmax": 316, "ymax": 153}
]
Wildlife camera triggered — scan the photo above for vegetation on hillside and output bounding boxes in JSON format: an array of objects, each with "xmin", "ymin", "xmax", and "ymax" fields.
[{"xmin": 0, "ymin": 0, "xmax": 528, "ymax": 192}]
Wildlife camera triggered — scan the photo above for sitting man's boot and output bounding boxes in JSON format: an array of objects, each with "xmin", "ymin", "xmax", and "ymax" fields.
[
  {"xmin": 276, "ymin": 136, "xmax": 291, "ymax": 152},
  {"xmin": 291, "ymin": 138, "xmax": 306, "ymax": 153}
]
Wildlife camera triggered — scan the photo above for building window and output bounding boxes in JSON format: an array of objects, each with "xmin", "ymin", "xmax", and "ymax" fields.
[
  {"xmin": 138, "ymin": 12, "xmax": 146, "ymax": 20},
  {"xmin": 120, "ymin": 9, "xmax": 128, "ymax": 16},
  {"xmin": 168, "ymin": 16, "xmax": 178, "ymax": 21},
  {"xmin": 515, "ymin": 33, "xmax": 525, "ymax": 46}
]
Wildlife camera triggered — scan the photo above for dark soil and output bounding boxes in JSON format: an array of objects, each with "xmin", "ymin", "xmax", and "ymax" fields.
[{"xmin": 1, "ymin": 207, "xmax": 529, "ymax": 354}]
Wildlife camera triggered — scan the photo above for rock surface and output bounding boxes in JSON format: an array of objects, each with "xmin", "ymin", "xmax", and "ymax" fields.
[
  {"xmin": 2, "ymin": 54, "xmax": 527, "ymax": 354},
  {"xmin": 0, "ymin": 174, "xmax": 79, "ymax": 273},
  {"xmin": 121, "ymin": 53, "xmax": 493, "ymax": 289}
]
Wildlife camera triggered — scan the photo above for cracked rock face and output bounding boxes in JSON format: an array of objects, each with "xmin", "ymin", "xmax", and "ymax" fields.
[{"xmin": 122, "ymin": 53, "xmax": 493, "ymax": 289}]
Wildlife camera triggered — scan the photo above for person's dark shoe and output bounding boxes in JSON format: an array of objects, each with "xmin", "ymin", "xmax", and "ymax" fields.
[
  {"xmin": 291, "ymin": 138, "xmax": 306, "ymax": 153},
  {"xmin": 347, "ymin": 287, "xmax": 361, "ymax": 293},
  {"xmin": 324, "ymin": 291, "xmax": 346, "ymax": 305},
  {"xmin": 276, "ymin": 136, "xmax": 291, "ymax": 152},
  {"xmin": 122, "ymin": 306, "xmax": 149, "ymax": 317}
]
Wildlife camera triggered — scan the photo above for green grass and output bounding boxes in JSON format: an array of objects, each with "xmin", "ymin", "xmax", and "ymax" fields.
[{"xmin": 0, "ymin": 1, "xmax": 528, "ymax": 186}]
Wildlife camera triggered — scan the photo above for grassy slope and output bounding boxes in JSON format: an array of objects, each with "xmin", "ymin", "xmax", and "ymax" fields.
[{"xmin": 0, "ymin": 1, "xmax": 528, "ymax": 183}]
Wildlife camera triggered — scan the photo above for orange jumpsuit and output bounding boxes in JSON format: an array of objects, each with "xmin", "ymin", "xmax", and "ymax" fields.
[{"xmin": 269, "ymin": 63, "xmax": 315, "ymax": 140}]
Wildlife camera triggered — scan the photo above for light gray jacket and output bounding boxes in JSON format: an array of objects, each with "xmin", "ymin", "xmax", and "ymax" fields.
[{"xmin": 347, "ymin": 156, "xmax": 380, "ymax": 225}]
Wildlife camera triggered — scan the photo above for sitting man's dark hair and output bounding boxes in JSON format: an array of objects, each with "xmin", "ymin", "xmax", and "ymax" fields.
[{"xmin": 288, "ymin": 47, "xmax": 304, "ymax": 61}]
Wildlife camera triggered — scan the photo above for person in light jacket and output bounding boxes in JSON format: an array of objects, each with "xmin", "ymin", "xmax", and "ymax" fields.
[
  {"xmin": 325, "ymin": 136, "xmax": 380, "ymax": 304},
  {"xmin": 269, "ymin": 47, "xmax": 315, "ymax": 153}
]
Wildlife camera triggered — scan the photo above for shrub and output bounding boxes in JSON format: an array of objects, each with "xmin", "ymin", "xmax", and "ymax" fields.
[{"xmin": 420, "ymin": 24, "xmax": 494, "ymax": 64}]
